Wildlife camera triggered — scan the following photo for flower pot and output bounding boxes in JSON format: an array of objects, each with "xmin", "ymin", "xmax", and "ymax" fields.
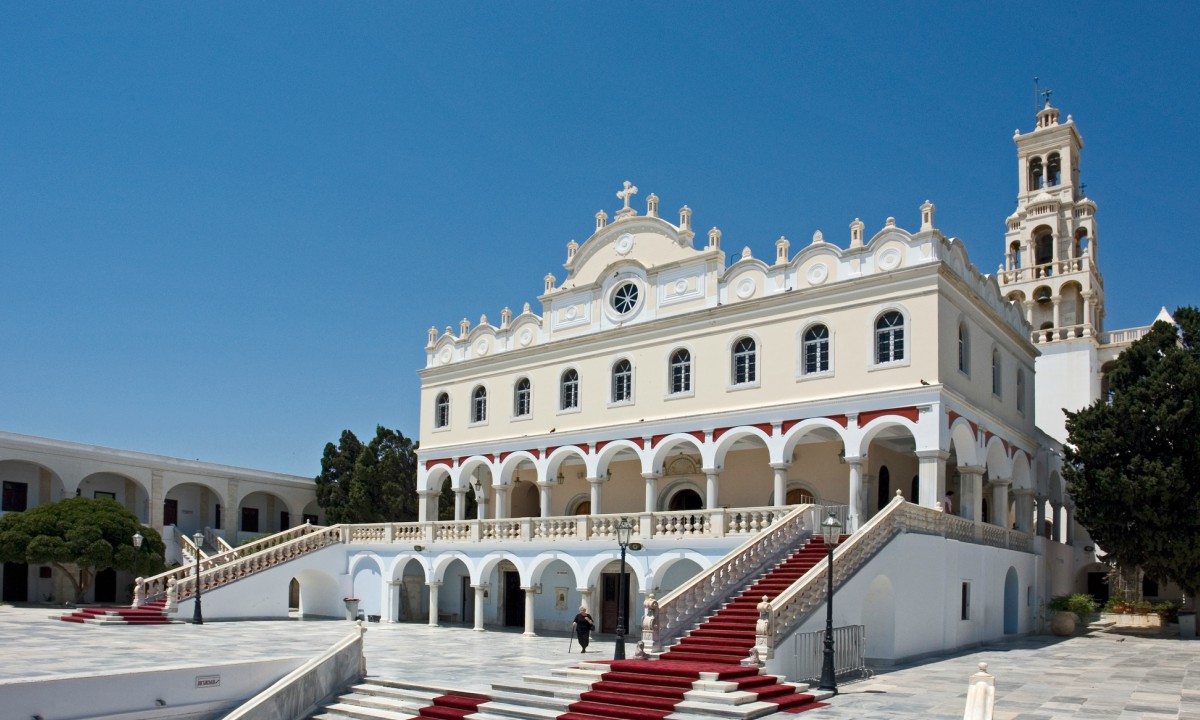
[
  {"xmin": 1050, "ymin": 610, "xmax": 1076, "ymax": 636},
  {"xmin": 344, "ymin": 599, "xmax": 360, "ymax": 621}
]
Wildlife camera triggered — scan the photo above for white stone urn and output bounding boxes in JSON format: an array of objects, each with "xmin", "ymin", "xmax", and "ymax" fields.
[
  {"xmin": 344, "ymin": 598, "xmax": 360, "ymax": 621},
  {"xmin": 1050, "ymin": 610, "xmax": 1076, "ymax": 636}
]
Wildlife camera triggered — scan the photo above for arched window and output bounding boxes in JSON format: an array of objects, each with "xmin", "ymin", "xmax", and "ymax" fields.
[
  {"xmin": 1017, "ymin": 369, "xmax": 1027, "ymax": 414},
  {"xmin": 669, "ymin": 349, "xmax": 692, "ymax": 394},
  {"xmin": 803, "ymin": 324, "xmax": 830, "ymax": 374},
  {"xmin": 1073, "ymin": 228, "xmax": 1088, "ymax": 260},
  {"xmin": 560, "ymin": 369, "xmax": 579, "ymax": 410},
  {"xmin": 1029, "ymin": 156, "xmax": 1044, "ymax": 190},
  {"xmin": 514, "ymin": 378, "xmax": 531, "ymax": 417},
  {"xmin": 1008, "ymin": 240, "xmax": 1022, "ymax": 269},
  {"xmin": 992, "ymin": 350, "xmax": 1002, "ymax": 396},
  {"xmin": 1047, "ymin": 153, "xmax": 1061, "ymax": 187},
  {"xmin": 1034, "ymin": 230, "xmax": 1053, "ymax": 266},
  {"xmin": 875, "ymin": 312, "xmax": 905, "ymax": 364},
  {"xmin": 612, "ymin": 359, "xmax": 632, "ymax": 403},
  {"xmin": 958, "ymin": 323, "xmax": 970, "ymax": 375},
  {"xmin": 471, "ymin": 386, "xmax": 487, "ymax": 423},
  {"xmin": 434, "ymin": 392, "xmax": 450, "ymax": 428},
  {"xmin": 732, "ymin": 337, "xmax": 756, "ymax": 385},
  {"xmin": 877, "ymin": 465, "xmax": 891, "ymax": 511}
]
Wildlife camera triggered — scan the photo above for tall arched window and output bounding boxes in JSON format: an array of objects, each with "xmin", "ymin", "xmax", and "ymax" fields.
[
  {"xmin": 992, "ymin": 350, "xmax": 1002, "ymax": 397},
  {"xmin": 434, "ymin": 392, "xmax": 450, "ymax": 428},
  {"xmin": 1029, "ymin": 156, "xmax": 1044, "ymax": 190},
  {"xmin": 875, "ymin": 312, "xmax": 905, "ymax": 364},
  {"xmin": 514, "ymin": 378, "xmax": 531, "ymax": 417},
  {"xmin": 803, "ymin": 325, "xmax": 830, "ymax": 374},
  {"xmin": 1016, "ymin": 369, "xmax": 1027, "ymax": 414},
  {"xmin": 471, "ymin": 386, "xmax": 487, "ymax": 423},
  {"xmin": 1047, "ymin": 153, "xmax": 1061, "ymax": 186},
  {"xmin": 1034, "ymin": 230, "xmax": 1054, "ymax": 266},
  {"xmin": 669, "ymin": 349, "xmax": 692, "ymax": 394},
  {"xmin": 612, "ymin": 359, "xmax": 632, "ymax": 403},
  {"xmin": 560, "ymin": 369, "xmax": 579, "ymax": 410},
  {"xmin": 958, "ymin": 323, "xmax": 970, "ymax": 375},
  {"xmin": 732, "ymin": 337, "xmax": 756, "ymax": 385}
]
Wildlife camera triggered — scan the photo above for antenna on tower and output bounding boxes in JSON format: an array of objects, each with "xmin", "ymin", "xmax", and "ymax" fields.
[{"xmin": 1034, "ymin": 77, "xmax": 1040, "ymax": 115}]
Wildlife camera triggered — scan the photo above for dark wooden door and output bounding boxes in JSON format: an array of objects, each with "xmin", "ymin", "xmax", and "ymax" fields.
[
  {"xmin": 504, "ymin": 571, "xmax": 523, "ymax": 627},
  {"xmin": 601, "ymin": 572, "xmax": 630, "ymax": 634},
  {"xmin": 2, "ymin": 562, "xmax": 28, "ymax": 602},
  {"xmin": 280, "ymin": 511, "xmax": 290, "ymax": 530},
  {"xmin": 163, "ymin": 499, "xmax": 178, "ymax": 526}
]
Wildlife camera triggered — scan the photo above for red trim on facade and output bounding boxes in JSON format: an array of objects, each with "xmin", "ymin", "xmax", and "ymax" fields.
[
  {"xmin": 689, "ymin": 430, "xmax": 705, "ymax": 444},
  {"xmin": 425, "ymin": 458, "xmax": 453, "ymax": 471},
  {"xmin": 595, "ymin": 440, "xmax": 609, "ymax": 453},
  {"xmin": 752, "ymin": 423, "xmax": 774, "ymax": 437},
  {"xmin": 541, "ymin": 446, "xmax": 558, "ymax": 459},
  {"xmin": 712, "ymin": 427, "xmax": 728, "ymax": 442},
  {"xmin": 828, "ymin": 414, "xmax": 849, "ymax": 428},
  {"xmin": 498, "ymin": 451, "xmax": 512, "ymax": 464},
  {"xmin": 856, "ymin": 406, "xmax": 920, "ymax": 426}
]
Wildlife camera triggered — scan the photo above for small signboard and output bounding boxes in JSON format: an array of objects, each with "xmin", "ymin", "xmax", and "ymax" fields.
[{"xmin": 195, "ymin": 675, "xmax": 221, "ymax": 689}]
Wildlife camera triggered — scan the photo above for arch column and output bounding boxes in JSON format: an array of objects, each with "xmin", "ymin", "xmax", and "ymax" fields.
[
  {"xmin": 1082, "ymin": 290, "xmax": 1094, "ymax": 336},
  {"xmin": 494, "ymin": 485, "xmax": 510, "ymax": 520},
  {"xmin": 537, "ymin": 481, "xmax": 553, "ymax": 517},
  {"xmin": 576, "ymin": 586, "xmax": 594, "ymax": 614},
  {"xmin": 427, "ymin": 582, "xmax": 442, "ymax": 627},
  {"xmin": 958, "ymin": 466, "xmax": 985, "ymax": 522},
  {"xmin": 846, "ymin": 457, "xmax": 865, "ymax": 532},
  {"xmin": 990, "ymin": 479, "xmax": 1011, "ymax": 527},
  {"xmin": 386, "ymin": 580, "xmax": 401, "ymax": 623},
  {"xmin": 1035, "ymin": 495, "xmax": 1048, "ymax": 538},
  {"xmin": 1064, "ymin": 502, "xmax": 1076, "ymax": 545},
  {"xmin": 1012, "ymin": 488, "xmax": 1034, "ymax": 533},
  {"xmin": 472, "ymin": 584, "xmax": 487, "ymax": 631},
  {"xmin": 769, "ymin": 463, "xmax": 789, "ymax": 507},
  {"xmin": 418, "ymin": 489, "xmax": 440, "ymax": 522},
  {"xmin": 522, "ymin": 587, "xmax": 538, "ymax": 637},
  {"xmin": 1052, "ymin": 297, "xmax": 1063, "ymax": 339},
  {"xmin": 642, "ymin": 473, "xmax": 659, "ymax": 513},
  {"xmin": 702, "ymin": 468, "xmax": 720, "ymax": 510},
  {"xmin": 475, "ymin": 485, "xmax": 489, "ymax": 520},
  {"xmin": 453, "ymin": 487, "xmax": 467, "ymax": 521},
  {"xmin": 587, "ymin": 477, "xmax": 604, "ymax": 515},
  {"xmin": 1023, "ymin": 300, "xmax": 1035, "ymax": 329},
  {"xmin": 916, "ymin": 450, "xmax": 948, "ymax": 509},
  {"xmin": 150, "ymin": 470, "xmax": 165, "ymax": 530}
]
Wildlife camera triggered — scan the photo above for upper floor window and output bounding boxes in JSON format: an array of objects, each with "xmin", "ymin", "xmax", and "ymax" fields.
[
  {"xmin": 1016, "ymin": 369, "xmax": 1027, "ymax": 414},
  {"xmin": 732, "ymin": 337, "xmax": 757, "ymax": 385},
  {"xmin": 803, "ymin": 325, "xmax": 830, "ymax": 374},
  {"xmin": 992, "ymin": 350, "xmax": 1002, "ymax": 397},
  {"xmin": 958, "ymin": 323, "xmax": 970, "ymax": 375},
  {"xmin": 514, "ymin": 378, "xmax": 531, "ymax": 417},
  {"xmin": 875, "ymin": 312, "xmax": 905, "ymax": 364},
  {"xmin": 434, "ymin": 392, "xmax": 450, "ymax": 428},
  {"xmin": 669, "ymin": 349, "xmax": 692, "ymax": 394},
  {"xmin": 471, "ymin": 386, "xmax": 487, "ymax": 423},
  {"xmin": 560, "ymin": 369, "xmax": 580, "ymax": 410},
  {"xmin": 612, "ymin": 359, "xmax": 633, "ymax": 403}
]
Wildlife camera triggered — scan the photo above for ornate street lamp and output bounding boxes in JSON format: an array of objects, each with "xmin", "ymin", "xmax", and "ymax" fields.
[
  {"xmin": 192, "ymin": 531, "xmax": 205, "ymax": 625},
  {"xmin": 613, "ymin": 517, "xmax": 634, "ymax": 660},
  {"xmin": 132, "ymin": 531, "xmax": 144, "ymax": 549},
  {"xmin": 818, "ymin": 511, "xmax": 842, "ymax": 693}
]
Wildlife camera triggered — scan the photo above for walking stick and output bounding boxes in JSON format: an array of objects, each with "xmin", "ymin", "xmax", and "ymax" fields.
[{"xmin": 568, "ymin": 621, "xmax": 575, "ymax": 652}]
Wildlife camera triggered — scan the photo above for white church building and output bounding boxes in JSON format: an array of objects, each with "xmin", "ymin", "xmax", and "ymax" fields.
[{"xmin": 2, "ymin": 102, "xmax": 1163, "ymax": 669}]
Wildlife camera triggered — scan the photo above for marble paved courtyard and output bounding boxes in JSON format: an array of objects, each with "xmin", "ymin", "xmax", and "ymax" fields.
[{"xmin": 2, "ymin": 604, "xmax": 1198, "ymax": 719}]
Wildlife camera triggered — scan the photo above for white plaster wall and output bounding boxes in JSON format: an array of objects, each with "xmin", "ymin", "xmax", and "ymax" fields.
[
  {"xmin": 176, "ymin": 544, "xmax": 348, "ymax": 620},
  {"xmin": 1034, "ymin": 339, "xmax": 1098, "ymax": 444},
  {"xmin": 785, "ymin": 534, "xmax": 1037, "ymax": 665}
]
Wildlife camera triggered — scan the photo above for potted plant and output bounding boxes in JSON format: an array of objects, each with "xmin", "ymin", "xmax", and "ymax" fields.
[
  {"xmin": 343, "ymin": 597, "xmax": 360, "ymax": 621},
  {"xmin": 1048, "ymin": 594, "xmax": 1098, "ymax": 636}
]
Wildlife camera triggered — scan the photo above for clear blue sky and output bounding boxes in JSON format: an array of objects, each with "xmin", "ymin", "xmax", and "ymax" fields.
[{"xmin": 2, "ymin": 3, "xmax": 1195, "ymax": 476}]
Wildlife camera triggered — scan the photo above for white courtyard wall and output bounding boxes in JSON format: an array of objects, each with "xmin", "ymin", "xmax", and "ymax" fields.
[{"xmin": 1034, "ymin": 339, "xmax": 1099, "ymax": 444}]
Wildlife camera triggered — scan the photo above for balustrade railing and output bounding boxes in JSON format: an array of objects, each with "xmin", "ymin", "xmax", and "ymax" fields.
[
  {"xmin": 1031, "ymin": 323, "xmax": 1090, "ymax": 343},
  {"xmin": 998, "ymin": 256, "xmax": 1090, "ymax": 284},
  {"xmin": 206, "ymin": 526, "xmax": 235, "ymax": 555},
  {"xmin": 342, "ymin": 506, "xmax": 792, "ymax": 546},
  {"xmin": 1101, "ymin": 325, "xmax": 1151, "ymax": 345},
  {"xmin": 641, "ymin": 504, "xmax": 813, "ymax": 654},
  {"xmin": 749, "ymin": 495, "xmax": 1037, "ymax": 662},
  {"xmin": 134, "ymin": 522, "xmax": 326, "ymax": 606}
]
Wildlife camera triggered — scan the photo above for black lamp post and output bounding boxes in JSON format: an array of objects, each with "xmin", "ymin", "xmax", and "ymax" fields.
[
  {"xmin": 132, "ymin": 531, "xmax": 144, "ymax": 549},
  {"xmin": 818, "ymin": 511, "xmax": 842, "ymax": 694},
  {"xmin": 192, "ymin": 531, "xmax": 205, "ymax": 625},
  {"xmin": 613, "ymin": 517, "xmax": 634, "ymax": 660}
]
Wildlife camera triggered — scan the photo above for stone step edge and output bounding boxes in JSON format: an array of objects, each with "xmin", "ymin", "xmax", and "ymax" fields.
[{"xmin": 321, "ymin": 700, "xmax": 418, "ymax": 720}]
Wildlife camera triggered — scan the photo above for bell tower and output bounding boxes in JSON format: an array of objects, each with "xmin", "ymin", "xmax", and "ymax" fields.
[{"xmin": 998, "ymin": 99, "xmax": 1105, "ymax": 443}]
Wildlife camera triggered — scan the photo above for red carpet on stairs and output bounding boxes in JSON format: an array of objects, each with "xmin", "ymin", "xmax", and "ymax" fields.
[
  {"xmin": 60, "ymin": 599, "xmax": 173, "ymax": 625},
  {"xmin": 418, "ymin": 693, "xmax": 488, "ymax": 720}
]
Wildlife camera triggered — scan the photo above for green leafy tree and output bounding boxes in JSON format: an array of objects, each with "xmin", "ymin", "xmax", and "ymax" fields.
[
  {"xmin": 1064, "ymin": 306, "xmax": 1200, "ymax": 597},
  {"xmin": 0, "ymin": 497, "xmax": 166, "ymax": 601},
  {"xmin": 315, "ymin": 426, "xmax": 419, "ymax": 523}
]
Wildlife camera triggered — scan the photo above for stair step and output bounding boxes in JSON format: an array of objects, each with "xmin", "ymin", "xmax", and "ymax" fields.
[
  {"xmin": 567, "ymin": 700, "xmax": 673, "ymax": 720},
  {"xmin": 322, "ymin": 701, "xmax": 418, "ymax": 720},
  {"xmin": 578, "ymin": 691, "xmax": 677, "ymax": 711}
]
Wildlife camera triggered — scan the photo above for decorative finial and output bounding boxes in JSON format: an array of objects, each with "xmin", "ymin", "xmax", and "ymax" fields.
[
  {"xmin": 427, "ymin": 326, "xmax": 438, "ymax": 346},
  {"xmin": 566, "ymin": 239, "xmax": 579, "ymax": 263},
  {"xmin": 850, "ymin": 219, "xmax": 864, "ymax": 248},
  {"xmin": 920, "ymin": 200, "xmax": 935, "ymax": 232},
  {"xmin": 775, "ymin": 236, "xmax": 789, "ymax": 265},
  {"xmin": 615, "ymin": 180, "xmax": 639, "ymax": 220},
  {"xmin": 812, "ymin": 229, "xmax": 824, "ymax": 245},
  {"xmin": 501, "ymin": 307, "xmax": 512, "ymax": 328},
  {"xmin": 459, "ymin": 318, "xmax": 470, "ymax": 337},
  {"xmin": 646, "ymin": 193, "xmax": 659, "ymax": 218},
  {"xmin": 708, "ymin": 227, "xmax": 721, "ymax": 249},
  {"xmin": 595, "ymin": 209, "xmax": 608, "ymax": 230},
  {"xmin": 544, "ymin": 273, "xmax": 556, "ymax": 293}
]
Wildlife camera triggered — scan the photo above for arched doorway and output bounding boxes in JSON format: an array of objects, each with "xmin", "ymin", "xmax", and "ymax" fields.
[
  {"xmin": 668, "ymin": 489, "xmax": 703, "ymax": 511},
  {"xmin": 1003, "ymin": 567, "xmax": 1019, "ymax": 635}
]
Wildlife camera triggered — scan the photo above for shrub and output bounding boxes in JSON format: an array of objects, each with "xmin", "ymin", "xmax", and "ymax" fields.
[{"xmin": 1049, "ymin": 593, "xmax": 1099, "ymax": 620}]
